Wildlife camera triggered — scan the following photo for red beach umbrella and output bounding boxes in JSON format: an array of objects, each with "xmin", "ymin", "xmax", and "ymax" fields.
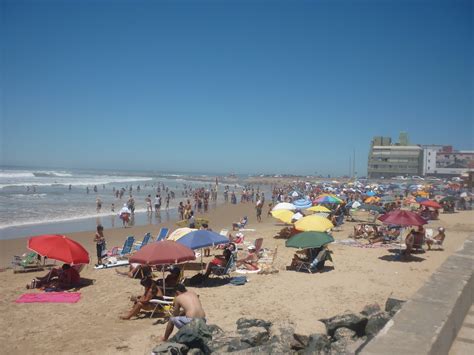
[
  {"xmin": 378, "ymin": 210, "xmax": 427, "ymax": 226},
  {"xmin": 28, "ymin": 234, "xmax": 90, "ymax": 265},
  {"xmin": 419, "ymin": 200, "xmax": 442, "ymax": 209},
  {"xmin": 129, "ymin": 240, "xmax": 195, "ymax": 266}
]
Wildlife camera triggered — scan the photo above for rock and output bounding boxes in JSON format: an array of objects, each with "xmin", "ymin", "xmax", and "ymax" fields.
[
  {"xmin": 331, "ymin": 338, "xmax": 352, "ymax": 354},
  {"xmin": 302, "ymin": 333, "xmax": 331, "ymax": 354},
  {"xmin": 333, "ymin": 327, "xmax": 356, "ymax": 341},
  {"xmin": 320, "ymin": 313, "xmax": 368, "ymax": 337},
  {"xmin": 270, "ymin": 323, "xmax": 295, "ymax": 347},
  {"xmin": 361, "ymin": 303, "xmax": 382, "ymax": 317},
  {"xmin": 365, "ymin": 312, "xmax": 391, "ymax": 337},
  {"xmin": 206, "ymin": 324, "xmax": 224, "ymax": 336},
  {"xmin": 385, "ymin": 297, "xmax": 406, "ymax": 315},
  {"xmin": 170, "ymin": 318, "xmax": 212, "ymax": 354},
  {"xmin": 291, "ymin": 334, "xmax": 309, "ymax": 350},
  {"xmin": 187, "ymin": 349, "xmax": 205, "ymax": 355},
  {"xmin": 238, "ymin": 325, "xmax": 270, "ymax": 347},
  {"xmin": 152, "ymin": 342, "xmax": 188, "ymax": 354},
  {"xmin": 227, "ymin": 337, "xmax": 253, "ymax": 352},
  {"xmin": 208, "ymin": 336, "xmax": 250, "ymax": 353},
  {"xmin": 236, "ymin": 318, "xmax": 272, "ymax": 331}
]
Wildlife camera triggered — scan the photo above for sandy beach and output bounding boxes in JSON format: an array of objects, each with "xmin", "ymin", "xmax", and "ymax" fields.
[{"xmin": 1, "ymin": 201, "xmax": 473, "ymax": 354}]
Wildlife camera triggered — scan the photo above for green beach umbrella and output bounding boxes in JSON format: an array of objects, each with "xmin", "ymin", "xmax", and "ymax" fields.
[
  {"xmin": 440, "ymin": 196, "xmax": 457, "ymax": 203},
  {"xmin": 285, "ymin": 231, "xmax": 334, "ymax": 249}
]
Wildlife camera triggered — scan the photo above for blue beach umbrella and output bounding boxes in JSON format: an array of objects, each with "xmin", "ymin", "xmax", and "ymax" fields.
[
  {"xmin": 366, "ymin": 191, "xmax": 376, "ymax": 197},
  {"xmin": 176, "ymin": 230, "xmax": 229, "ymax": 250},
  {"xmin": 293, "ymin": 198, "xmax": 313, "ymax": 210}
]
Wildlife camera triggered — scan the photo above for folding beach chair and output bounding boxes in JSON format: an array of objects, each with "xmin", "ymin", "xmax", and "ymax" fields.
[
  {"xmin": 149, "ymin": 296, "xmax": 175, "ymax": 318},
  {"xmin": 134, "ymin": 233, "xmax": 151, "ymax": 251},
  {"xmin": 210, "ymin": 255, "xmax": 235, "ymax": 278},
  {"xmin": 117, "ymin": 236, "xmax": 135, "ymax": 257},
  {"xmin": 155, "ymin": 228, "xmax": 169, "ymax": 242},
  {"xmin": 12, "ymin": 252, "xmax": 45, "ymax": 273}
]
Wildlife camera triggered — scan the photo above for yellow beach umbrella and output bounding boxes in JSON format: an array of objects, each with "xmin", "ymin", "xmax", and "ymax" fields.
[
  {"xmin": 294, "ymin": 215, "xmax": 334, "ymax": 232},
  {"xmin": 167, "ymin": 227, "xmax": 197, "ymax": 241},
  {"xmin": 271, "ymin": 209, "xmax": 295, "ymax": 224},
  {"xmin": 364, "ymin": 196, "xmax": 380, "ymax": 204},
  {"xmin": 307, "ymin": 205, "xmax": 331, "ymax": 213}
]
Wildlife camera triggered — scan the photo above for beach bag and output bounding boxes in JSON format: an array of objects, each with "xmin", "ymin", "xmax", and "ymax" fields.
[{"xmin": 230, "ymin": 276, "xmax": 247, "ymax": 286}]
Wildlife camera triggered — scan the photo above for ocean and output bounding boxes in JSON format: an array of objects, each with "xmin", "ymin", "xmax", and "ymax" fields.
[{"xmin": 0, "ymin": 167, "xmax": 250, "ymax": 240}]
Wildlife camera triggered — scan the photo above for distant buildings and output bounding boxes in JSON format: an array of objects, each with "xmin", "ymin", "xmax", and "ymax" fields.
[
  {"xmin": 368, "ymin": 133, "xmax": 474, "ymax": 178},
  {"xmin": 422, "ymin": 145, "xmax": 474, "ymax": 177},
  {"xmin": 368, "ymin": 132, "xmax": 423, "ymax": 178}
]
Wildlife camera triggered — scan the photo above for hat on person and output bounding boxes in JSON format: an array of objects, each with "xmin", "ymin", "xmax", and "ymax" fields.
[
  {"xmin": 247, "ymin": 245, "xmax": 256, "ymax": 250},
  {"xmin": 438, "ymin": 227, "xmax": 445, "ymax": 232}
]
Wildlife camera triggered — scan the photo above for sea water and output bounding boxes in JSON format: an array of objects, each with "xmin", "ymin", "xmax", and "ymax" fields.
[{"xmin": 0, "ymin": 167, "xmax": 248, "ymax": 239}]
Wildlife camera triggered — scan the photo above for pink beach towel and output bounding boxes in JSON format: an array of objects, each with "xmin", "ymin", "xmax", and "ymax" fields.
[{"xmin": 15, "ymin": 292, "xmax": 81, "ymax": 303}]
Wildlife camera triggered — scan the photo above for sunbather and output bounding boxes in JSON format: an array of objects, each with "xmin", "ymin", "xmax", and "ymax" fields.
[
  {"xmin": 156, "ymin": 266, "xmax": 181, "ymax": 295},
  {"xmin": 426, "ymin": 227, "xmax": 446, "ymax": 250},
  {"xmin": 236, "ymin": 245, "xmax": 259, "ymax": 270},
  {"xmin": 232, "ymin": 216, "xmax": 248, "ymax": 231},
  {"xmin": 115, "ymin": 263, "xmax": 152, "ymax": 279},
  {"xmin": 405, "ymin": 226, "xmax": 424, "ymax": 256},
  {"xmin": 120, "ymin": 277, "xmax": 159, "ymax": 320},
  {"xmin": 27, "ymin": 264, "xmax": 81, "ymax": 290}
]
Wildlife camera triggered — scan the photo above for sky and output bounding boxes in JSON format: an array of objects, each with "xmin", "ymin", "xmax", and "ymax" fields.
[{"xmin": 2, "ymin": 0, "xmax": 473, "ymax": 176}]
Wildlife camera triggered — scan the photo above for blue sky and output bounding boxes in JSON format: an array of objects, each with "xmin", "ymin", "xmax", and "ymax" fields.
[{"xmin": 2, "ymin": 0, "xmax": 472, "ymax": 176}]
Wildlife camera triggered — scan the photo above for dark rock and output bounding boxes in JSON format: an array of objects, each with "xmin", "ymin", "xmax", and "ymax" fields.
[
  {"xmin": 152, "ymin": 342, "xmax": 188, "ymax": 354},
  {"xmin": 236, "ymin": 318, "xmax": 272, "ymax": 331},
  {"xmin": 227, "ymin": 338, "xmax": 253, "ymax": 352},
  {"xmin": 385, "ymin": 297, "xmax": 406, "ymax": 315},
  {"xmin": 291, "ymin": 334, "xmax": 309, "ymax": 350},
  {"xmin": 303, "ymin": 333, "xmax": 331, "ymax": 354},
  {"xmin": 170, "ymin": 318, "xmax": 212, "ymax": 354},
  {"xmin": 331, "ymin": 338, "xmax": 352, "ymax": 354},
  {"xmin": 270, "ymin": 324, "xmax": 295, "ymax": 345},
  {"xmin": 320, "ymin": 313, "xmax": 368, "ymax": 337},
  {"xmin": 365, "ymin": 312, "xmax": 391, "ymax": 337},
  {"xmin": 239, "ymin": 325, "xmax": 270, "ymax": 347},
  {"xmin": 333, "ymin": 327, "xmax": 356, "ymax": 341},
  {"xmin": 361, "ymin": 303, "xmax": 382, "ymax": 317},
  {"xmin": 208, "ymin": 336, "xmax": 250, "ymax": 353},
  {"xmin": 206, "ymin": 324, "xmax": 224, "ymax": 336},
  {"xmin": 187, "ymin": 349, "xmax": 205, "ymax": 355}
]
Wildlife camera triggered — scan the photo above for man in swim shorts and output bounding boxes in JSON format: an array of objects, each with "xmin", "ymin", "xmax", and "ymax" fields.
[{"xmin": 161, "ymin": 284, "xmax": 206, "ymax": 341}]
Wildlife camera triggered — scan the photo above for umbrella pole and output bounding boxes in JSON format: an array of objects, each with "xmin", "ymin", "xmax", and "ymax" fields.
[
  {"xmin": 201, "ymin": 248, "xmax": 204, "ymax": 272},
  {"xmin": 162, "ymin": 266, "xmax": 166, "ymax": 295}
]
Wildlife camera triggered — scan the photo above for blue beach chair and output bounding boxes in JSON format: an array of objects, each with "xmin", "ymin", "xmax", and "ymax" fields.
[
  {"xmin": 117, "ymin": 236, "xmax": 135, "ymax": 256},
  {"xmin": 155, "ymin": 228, "xmax": 169, "ymax": 242},
  {"xmin": 134, "ymin": 233, "xmax": 152, "ymax": 251}
]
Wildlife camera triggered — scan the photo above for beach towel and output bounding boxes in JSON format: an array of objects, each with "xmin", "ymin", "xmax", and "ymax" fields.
[
  {"xmin": 235, "ymin": 268, "xmax": 261, "ymax": 274},
  {"xmin": 15, "ymin": 292, "xmax": 81, "ymax": 303},
  {"xmin": 229, "ymin": 276, "xmax": 247, "ymax": 285}
]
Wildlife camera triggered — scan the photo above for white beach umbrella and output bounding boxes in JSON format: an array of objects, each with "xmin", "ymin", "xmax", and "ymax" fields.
[
  {"xmin": 272, "ymin": 202, "xmax": 296, "ymax": 211},
  {"xmin": 292, "ymin": 212, "xmax": 304, "ymax": 221}
]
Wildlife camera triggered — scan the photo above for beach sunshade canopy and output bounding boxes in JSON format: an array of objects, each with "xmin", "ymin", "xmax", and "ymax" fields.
[
  {"xmin": 271, "ymin": 209, "xmax": 295, "ymax": 224},
  {"xmin": 294, "ymin": 215, "xmax": 334, "ymax": 232},
  {"xmin": 28, "ymin": 234, "xmax": 90, "ymax": 265},
  {"xmin": 314, "ymin": 195, "xmax": 343, "ymax": 204},
  {"xmin": 293, "ymin": 198, "xmax": 313, "ymax": 209},
  {"xmin": 378, "ymin": 210, "xmax": 427, "ymax": 227},
  {"xmin": 366, "ymin": 191, "xmax": 376, "ymax": 197},
  {"xmin": 129, "ymin": 240, "xmax": 195, "ymax": 265},
  {"xmin": 168, "ymin": 227, "xmax": 197, "ymax": 241},
  {"xmin": 272, "ymin": 202, "xmax": 296, "ymax": 211},
  {"xmin": 419, "ymin": 200, "xmax": 442, "ymax": 209},
  {"xmin": 176, "ymin": 230, "xmax": 229, "ymax": 250},
  {"xmin": 286, "ymin": 231, "xmax": 334, "ymax": 249},
  {"xmin": 307, "ymin": 205, "xmax": 331, "ymax": 213}
]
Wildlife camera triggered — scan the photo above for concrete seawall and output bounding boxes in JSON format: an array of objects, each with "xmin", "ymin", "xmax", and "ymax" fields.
[{"xmin": 361, "ymin": 235, "xmax": 474, "ymax": 355}]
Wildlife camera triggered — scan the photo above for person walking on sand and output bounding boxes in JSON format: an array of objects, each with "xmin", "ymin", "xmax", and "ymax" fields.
[
  {"xmin": 256, "ymin": 199, "xmax": 263, "ymax": 222},
  {"xmin": 94, "ymin": 225, "xmax": 106, "ymax": 266},
  {"xmin": 161, "ymin": 284, "xmax": 206, "ymax": 341}
]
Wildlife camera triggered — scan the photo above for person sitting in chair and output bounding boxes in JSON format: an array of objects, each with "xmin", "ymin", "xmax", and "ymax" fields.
[
  {"xmin": 203, "ymin": 243, "xmax": 235, "ymax": 277},
  {"xmin": 404, "ymin": 226, "xmax": 425, "ymax": 256},
  {"xmin": 27, "ymin": 264, "xmax": 81, "ymax": 290},
  {"xmin": 116, "ymin": 264, "xmax": 152, "ymax": 279},
  {"xmin": 156, "ymin": 265, "xmax": 181, "ymax": 296},
  {"xmin": 236, "ymin": 245, "xmax": 259, "ymax": 270},
  {"xmin": 426, "ymin": 227, "xmax": 446, "ymax": 250},
  {"xmin": 120, "ymin": 277, "xmax": 159, "ymax": 320},
  {"xmin": 232, "ymin": 216, "xmax": 248, "ymax": 231}
]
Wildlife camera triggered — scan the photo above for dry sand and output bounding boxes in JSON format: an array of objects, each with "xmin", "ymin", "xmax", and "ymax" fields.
[{"xmin": 0, "ymin": 202, "xmax": 472, "ymax": 354}]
